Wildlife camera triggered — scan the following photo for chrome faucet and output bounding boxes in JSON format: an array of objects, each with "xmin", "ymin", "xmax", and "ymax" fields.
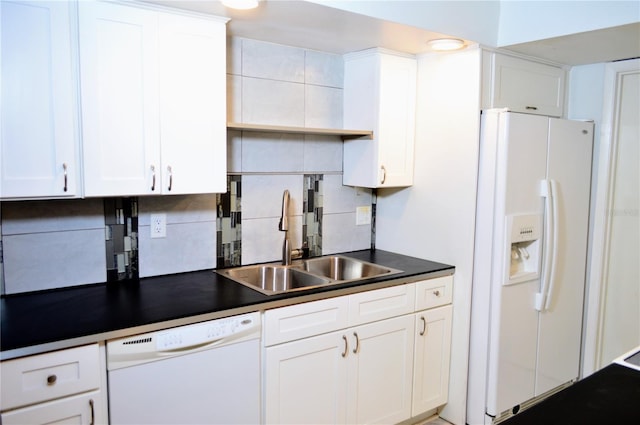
[{"xmin": 279, "ymin": 190, "xmax": 292, "ymax": 265}]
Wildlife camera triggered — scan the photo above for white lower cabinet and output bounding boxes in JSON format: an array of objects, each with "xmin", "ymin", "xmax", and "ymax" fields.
[
  {"xmin": 0, "ymin": 343, "xmax": 108, "ymax": 424},
  {"xmin": 412, "ymin": 305, "xmax": 453, "ymax": 416},
  {"xmin": 264, "ymin": 277, "xmax": 453, "ymax": 424},
  {"xmin": 265, "ymin": 315, "xmax": 414, "ymax": 425}
]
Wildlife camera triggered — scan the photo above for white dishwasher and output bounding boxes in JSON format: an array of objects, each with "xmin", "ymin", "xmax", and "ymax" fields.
[{"xmin": 107, "ymin": 312, "xmax": 261, "ymax": 424}]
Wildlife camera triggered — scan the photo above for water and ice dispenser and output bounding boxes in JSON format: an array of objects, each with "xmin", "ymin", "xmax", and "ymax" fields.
[{"xmin": 505, "ymin": 214, "xmax": 542, "ymax": 285}]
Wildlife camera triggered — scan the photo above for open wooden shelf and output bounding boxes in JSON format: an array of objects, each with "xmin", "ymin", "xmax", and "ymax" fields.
[{"xmin": 227, "ymin": 122, "xmax": 373, "ymax": 140}]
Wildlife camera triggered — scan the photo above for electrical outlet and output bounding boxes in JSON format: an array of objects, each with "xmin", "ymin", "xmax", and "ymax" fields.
[{"xmin": 150, "ymin": 213, "xmax": 167, "ymax": 238}]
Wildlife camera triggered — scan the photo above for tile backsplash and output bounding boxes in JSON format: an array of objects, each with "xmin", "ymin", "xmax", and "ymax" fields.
[{"xmin": 0, "ymin": 37, "xmax": 372, "ymax": 295}]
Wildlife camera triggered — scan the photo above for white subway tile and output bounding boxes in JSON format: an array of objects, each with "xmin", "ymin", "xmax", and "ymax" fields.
[
  {"xmin": 241, "ymin": 131, "xmax": 304, "ymax": 173},
  {"xmin": 322, "ymin": 213, "xmax": 371, "ymax": 254},
  {"xmin": 227, "ymin": 130, "xmax": 242, "ymax": 173},
  {"xmin": 1, "ymin": 199, "xmax": 104, "ymax": 235},
  {"xmin": 138, "ymin": 194, "xmax": 216, "ymax": 225},
  {"xmin": 242, "ymin": 39, "xmax": 305, "ymax": 83},
  {"xmin": 242, "ymin": 77, "xmax": 304, "ymax": 126},
  {"xmin": 242, "ymin": 216, "xmax": 302, "ymax": 265},
  {"xmin": 227, "ymin": 74, "xmax": 242, "ymax": 123},
  {"xmin": 3, "ymin": 229, "xmax": 106, "ymax": 294},
  {"xmin": 305, "ymin": 85, "xmax": 343, "ymax": 128},
  {"xmin": 139, "ymin": 221, "xmax": 216, "ymax": 277},
  {"xmin": 227, "ymin": 36, "xmax": 242, "ymax": 75},
  {"xmin": 323, "ymin": 174, "xmax": 372, "ymax": 214},
  {"xmin": 242, "ymin": 174, "xmax": 304, "ymax": 219},
  {"xmin": 304, "ymin": 135, "xmax": 343, "ymax": 172},
  {"xmin": 305, "ymin": 50, "xmax": 343, "ymax": 88}
]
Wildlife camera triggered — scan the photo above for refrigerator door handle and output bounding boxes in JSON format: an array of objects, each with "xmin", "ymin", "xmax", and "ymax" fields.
[
  {"xmin": 536, "ymin": 179, "xmax": 555, "ymax": 311},
  {"xmin": 544, "ymin": 180, "xmax": 560, "ymax": 310}
]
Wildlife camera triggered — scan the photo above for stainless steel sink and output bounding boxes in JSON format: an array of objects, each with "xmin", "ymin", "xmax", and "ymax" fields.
[
  {"xmin": 301, "ymin": 255, "xmax": 402, "ymax": 281},
  {"xmin": 217, "ymin": 264, "xmax": 331, "ymax": 295},
  {"xmin": 217, "ymin": 255, "xmax": 402, "ymax": 295}
]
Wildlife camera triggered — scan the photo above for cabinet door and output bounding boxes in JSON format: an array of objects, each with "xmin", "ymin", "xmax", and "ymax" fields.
[
  {"xmin": 347, "ymin": 314, "xmax": 414, "ymax": 424},
  {"xmin": 412, "ymin": 305, "xmax": 453, "ymax": 416},
  {"xmin": 1, "ymin": 0, "xmax": 79, "ymax": 198},
  {"xmin": 264, "ymin": 331, "xmax": 348, "ymax": 424},
  {"xmin": 1, "ymin": 390, "xmax": 104, "ymax": 425},
  {"xmin": 158, "ymin": 13, "xmax": 227, "ymax": 195},
  {"xmin": 343, "ymin": 50, "xmax": 416, "ymax": 188},
  {"xmin": 79, "ymin": 1, "xmax": 160, "ymax": 196},
  {"xmin": 489, "ymin": 53, "xmax": 565, "ymax": 117}
]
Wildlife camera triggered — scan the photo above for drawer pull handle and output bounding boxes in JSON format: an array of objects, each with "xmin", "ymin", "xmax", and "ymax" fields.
[
  {"xmin": 46, "ymin": 374, "xmax": 57, "ymax": 385},
  {"xmin": 525, "ymin": 106, "xmax": 538, "ymax": 111},
  {"xmin": 433, "ymin": 290, "xmax": 441, "ymax": 296},
  {"xmin": 167, "ymin": 165, "xmax": 173, "ymax": 192},
  {"xmin": 352, "ymin": 332, "xmax": 360, "ymax": 354},
  {"xmin": 342, "ymin": 335, "xmax": 348, "ymax": 358},
  {"xmin": 380, "ymin": 165, "xmax": 387, "ymax": 184},
  {"xmin": 89, "ymin": 399, "xmax": 95, "ymax": 425},
  {"xmin": 420, "ymin": 316, "xmax": 427, "ymax": 336}
]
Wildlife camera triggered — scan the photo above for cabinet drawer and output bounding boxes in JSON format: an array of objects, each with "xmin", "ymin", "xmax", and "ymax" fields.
[
  {"xmin": 1, "ymin": 344, "xmax": 101, "ymax": 410},
  {"xmin": 415, "ymin": 275, "xmax": 453, "ymax": 310},
  {"xmin": 264, "ymin": 297, "xmax": 348, "ymax": 346},
  {"xmin": 348, "ymin": 283, "xmax": 415, "ymax": 326},
  {"xmin": 1, "ymin": 390, "xmax": 103, "ymax": 425}
]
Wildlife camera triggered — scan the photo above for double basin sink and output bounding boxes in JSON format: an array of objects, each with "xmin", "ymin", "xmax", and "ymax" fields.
[{"xmin": 216, "ymin": 255, "xmax": 402, "ymax": 295}]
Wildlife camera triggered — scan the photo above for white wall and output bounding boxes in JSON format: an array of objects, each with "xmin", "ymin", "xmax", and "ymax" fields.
[
  {"xmin": 498, "ymin": 1, "xmax": 640, "ymax": 46},
  {"xmin": 376, "ymin": 47, "xmax": 482, "ymax": 425}
]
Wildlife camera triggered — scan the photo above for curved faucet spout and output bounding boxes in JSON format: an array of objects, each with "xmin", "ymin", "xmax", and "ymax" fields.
[{"xmin": 279, "ymin": 190, "xmax": 290, "ymax": 232}]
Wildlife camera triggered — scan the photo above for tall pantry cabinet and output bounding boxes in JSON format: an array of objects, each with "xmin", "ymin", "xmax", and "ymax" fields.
[
  {"xmin": 0, "ymin": 0, "xmax": 80, "ymax": 199},
  {"xmin": 79, "ymin": 1, "xmax": 228, "ymax": 196}
]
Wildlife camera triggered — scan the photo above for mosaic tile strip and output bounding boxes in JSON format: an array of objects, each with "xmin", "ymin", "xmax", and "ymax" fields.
[
  {"xmin": 371, "ymin": 189, "xmax": 377, "ymax": 250},
  {"xmin": 303, "ymin": 174, "xmax": 323, "ymax": 257},
  {"xmin": 104, "ymin": 197, "xmax": 138, "ymax": 283},
  {"xmin": 217, "ymin": 175, "xmax": 242, "ymax": 268}
]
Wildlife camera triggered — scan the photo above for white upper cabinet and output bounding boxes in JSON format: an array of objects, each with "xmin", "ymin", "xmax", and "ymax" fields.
[
  {"xmin": 158, "ymin": 12, "xmax": 227, "ymax": 195},
  {"xmin": 1, "ymin": 1, "xmax": 80, "ymax": 199},
  {"xmin": 79, "ymin": 1, "xmax": 227, "ymax": 197},
  {"xmin": 343, "ymin": 49, "xmax": 416, "ymax": 188},
  {"xmin": 483, "ymin": 52, "xmax": 566, "ymax": 117}
]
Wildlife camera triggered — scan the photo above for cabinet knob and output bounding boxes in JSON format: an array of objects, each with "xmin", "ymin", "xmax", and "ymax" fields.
[
  {"xmin": 46, "ymin": 374, "xmax": 57, "ymax": 385},
  {"xmin": 433, "ymin": 290, "xmax": 441, "ymax": 297}
]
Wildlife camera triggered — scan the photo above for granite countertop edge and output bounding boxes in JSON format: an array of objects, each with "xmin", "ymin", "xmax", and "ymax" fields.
[{"xmin": 0, "ymin": 249, "xmax": 454, "ymax": 361}]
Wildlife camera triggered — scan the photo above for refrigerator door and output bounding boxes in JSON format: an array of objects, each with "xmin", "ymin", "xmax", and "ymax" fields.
[
  {"xmin": 485, "ymin": 112, "xmax": 548, "ymax": 417},
  {"xmin": 535, "ymin": 118, "xmax": 593, "ymax": 396}
]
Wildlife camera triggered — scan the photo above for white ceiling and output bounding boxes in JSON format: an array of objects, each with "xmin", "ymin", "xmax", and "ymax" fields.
[{"xmin": 146, "ymin": 0, "xmax": 640, "ymax": 65}]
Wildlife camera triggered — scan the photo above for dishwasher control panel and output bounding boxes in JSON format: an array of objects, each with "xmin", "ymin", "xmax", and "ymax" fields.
[
  {"xmin": 156, "ymin": 314, "xmax": 256, "ymax": 351},
  {"xmin": 107, "ymin": 312, "xmax": 261, "ymax": 370}
]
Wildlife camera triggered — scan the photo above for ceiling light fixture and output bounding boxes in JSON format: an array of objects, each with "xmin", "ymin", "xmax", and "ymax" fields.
[
  {"xmin": 221, "ymin": 0, "xmax": 260, "ymax": 10},
  {"xmin": 428, "ymin": 38, "xmax": 466, "ymax": 52}
]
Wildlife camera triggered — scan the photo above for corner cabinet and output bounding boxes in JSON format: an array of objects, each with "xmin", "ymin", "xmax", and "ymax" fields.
[
  {"xmin": 482, "ymin": 52, "xmax": 566, "ymax": 117},
  {"xmin": 0, "ymin": 344, "xmax": 108, "ymax": 424},
  {"xmin": 343, "ymin": 49, "xmax": 417, "ymax": 188},
  {"xmin": 0, "ymin": 0, "xmax": 80, "ymax": 199},
  {"xmin": 79, "ymin": 1, "xmax": 227, "ymax": 196},
  {"xmin": 263, "ymin": 276, "xmax": 453, "ymax": 424}
]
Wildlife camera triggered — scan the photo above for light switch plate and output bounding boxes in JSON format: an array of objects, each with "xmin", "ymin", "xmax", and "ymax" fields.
[{"xmin": 356, "ymin": 206, "xmax": 371, "ymax": 226}]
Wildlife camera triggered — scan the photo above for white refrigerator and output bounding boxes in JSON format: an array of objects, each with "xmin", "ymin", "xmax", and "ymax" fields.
[{"xmin": 467, "ymin": 109, "xmax": 594, "ymax": 424}]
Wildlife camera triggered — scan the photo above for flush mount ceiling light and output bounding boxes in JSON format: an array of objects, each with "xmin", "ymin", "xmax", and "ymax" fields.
[
  {"xmin": 428, "ymin": 38, "xmax": 466, "ymax": 51},
  {"xmin": 221, "ymin": 0, "xmax": 260, "ymax": 10}
]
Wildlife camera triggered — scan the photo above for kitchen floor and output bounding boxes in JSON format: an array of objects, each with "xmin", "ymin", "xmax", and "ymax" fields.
[{"xmin": 420, "ymin": 415, "xmax": 453, "ymax": 425}]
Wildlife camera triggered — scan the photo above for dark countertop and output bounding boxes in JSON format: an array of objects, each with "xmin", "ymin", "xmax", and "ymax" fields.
[
  {"xmin": 501, "ymin": 363, "xmax": 640, "ymax": 425},
  {"xmin": 1, "ymin": 250, "xmax": 454, "ymax": 360}
]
